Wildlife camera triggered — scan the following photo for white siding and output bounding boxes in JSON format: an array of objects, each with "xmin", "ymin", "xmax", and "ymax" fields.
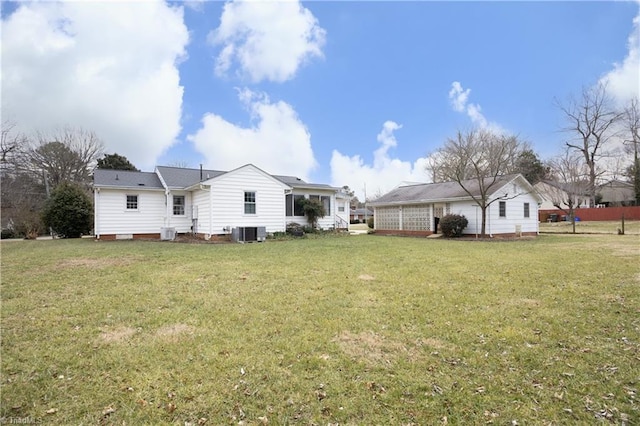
[
  {"xmin": 166, "ymin": 191, "xmax": 193, "ymax": 233},
  {"xmin": 192, "ymin": 188, "xmax": 210, "ymax": 235},
  {"xmin": 448, "ymin": 194, "xmax": 540, "ymax": 235},
  {"xmin": 205, "ymin": 166, "xmax": 288, "ymax": 234},
  {"xmin": 95, "ymin": 189, "xmax": 166, "ymax": 236}
]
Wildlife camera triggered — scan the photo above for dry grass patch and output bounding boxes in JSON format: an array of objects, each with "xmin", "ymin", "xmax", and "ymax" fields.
[
  {"xmin": 335, "ymin": 330, "xmax": 409, "ymax": 365},
  {"xmin": 98, "ymin": 326, "xmax": 138, "ymax": 344},
  {"xmin": 357, "ymin": 274, "xmax": 375, "ymax": 281},
  {"xmin": 154, "ymin": 323, "xmax": 195, "ymax": 341},
  {"xmin": 598, "ymin": 241, "xmax": 640, "ymax": 257},
  {"xmin": 59, "ymin": 256, "xmax": 139, "ymax": 269}
]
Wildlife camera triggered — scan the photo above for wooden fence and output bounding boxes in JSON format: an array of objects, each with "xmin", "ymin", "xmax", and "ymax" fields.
[{"xmin": 539, "ymin": 206, "xmax": 640, "ymax": 222}]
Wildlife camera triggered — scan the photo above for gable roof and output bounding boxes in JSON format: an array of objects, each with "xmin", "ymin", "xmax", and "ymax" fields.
[
  {"xmin": 370, "ymin": 174, "xmax": 537, "ymax": 206},
  {"xmin": 535, "ymin": 180, "xmax": 590, "ymax": 195},
  {"xmin": 197, "ymin": 163, "xmax": 292, "ymax": 189},
  {"xmin": 156, "ymin": 166, "xmax": 225, "ymax": 189},
  {"xmin": 93, "ymin": 169, "xmax": 164, "ymax": 190}
]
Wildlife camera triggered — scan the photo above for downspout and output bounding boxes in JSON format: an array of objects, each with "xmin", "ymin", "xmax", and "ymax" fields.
[
  {"xmin": 488, "ymin": 203, "xmax": 493, "ymax": 238},
  {"xmin": 209, "ymin": 184, "xmax": 214, "ymax": 238},
  {"xmin": 94, "ymin": 188, "xmax": 100, "ymax": 239},
  {"xmin": 165, "ymin": 189, "xmax": 171, "ymax": 228}
]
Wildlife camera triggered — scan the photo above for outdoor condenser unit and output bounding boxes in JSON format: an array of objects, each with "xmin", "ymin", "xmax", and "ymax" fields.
[
  {"xmin": 231, "ymin": 226, "xmax": 266, "ymax": 243},
  {"xmin": 160, "ymin": 227, "xmax": 176, "ymax": 241}
]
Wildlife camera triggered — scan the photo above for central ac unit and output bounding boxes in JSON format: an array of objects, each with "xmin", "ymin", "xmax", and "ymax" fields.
[
  {"xmin": 231, "ymin": 226, "xmax": 266, "ymax": 243},
  {"xmin": 160, "ymin": 227, "xmax": 176, "ymax": 241}
]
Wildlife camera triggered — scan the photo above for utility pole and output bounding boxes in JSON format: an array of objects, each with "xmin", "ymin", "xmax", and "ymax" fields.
[{"xmin": 363, "ymin": 183, "xmax": 367, "ymax": 222}]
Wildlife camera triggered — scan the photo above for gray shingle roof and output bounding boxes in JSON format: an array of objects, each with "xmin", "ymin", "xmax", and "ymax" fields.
[
  {"xmin": 156, "ymin": 166, "xmax": 225, "ymax": 188},
  {"xmin": 94, "ymin": 165, "xmax": 336, "ymax": 191},
  {"xmin": 370, "ymin": 174, "xmax": 520, "ymax": 205},
  {"xmin": 272, "ymin": 174, "xmax": 336, "ymax": 190},
  {"xmin": 93, "ymin": 169, "xmax": 163, "ymax": 189}
]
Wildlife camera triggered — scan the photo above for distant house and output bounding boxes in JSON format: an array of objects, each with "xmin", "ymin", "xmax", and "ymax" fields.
[
  {"xmin": 369, "ymin": 174, "xmax": 542, "ymax": 237},
  {"xmin": 534, "ymin": 180, "xmax": 590, "ymax": 210},
  {"xmin": 597, "ymin": 180, "xmax": 635, "ymax": 206},
  {"xmin": 350, "ymin": 208, "xmax": 373, "ymax": 223},
  {"xmin": 93, "ymin": 164, "xmax": 350, "ymax": 240}
]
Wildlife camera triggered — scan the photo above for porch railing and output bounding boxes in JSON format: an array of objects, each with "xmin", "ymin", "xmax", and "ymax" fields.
[{"xmin": 335, "ymin": 216, "xmax": 349, "ymax": 230}]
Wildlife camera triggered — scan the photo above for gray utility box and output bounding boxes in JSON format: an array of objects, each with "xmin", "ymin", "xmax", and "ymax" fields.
[{"xmin": 231, "ymin": 226, "xmax": 266, "ymax": 243}]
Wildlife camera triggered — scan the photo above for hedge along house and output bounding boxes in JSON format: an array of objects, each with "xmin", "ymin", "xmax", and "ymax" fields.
[
  {"xmin": 369, "ymin": 174, "xmax": 542, "ymax": 237},
  {"xmin": 93, "ymin": 164, "xmax": 349, "ymax": 241}
]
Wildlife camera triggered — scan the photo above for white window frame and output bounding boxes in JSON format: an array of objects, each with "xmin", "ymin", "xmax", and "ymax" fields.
[
  {"xmin": 173, "ymin": 195, "xmax": 185, "ymax": 216},
  {"xmin": 126, "ymin": 194, "xmax": 138, "ymax": 210},
  {"xmin": 244, "ymin": 191, "xmax": 256, "ymax": 215}
]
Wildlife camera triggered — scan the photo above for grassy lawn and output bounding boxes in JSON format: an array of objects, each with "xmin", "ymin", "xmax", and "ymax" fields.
[
  {"xmin": 539, "ymin": 220, "xmax": 640, "ymax": 235},
  {"xmin": 1, "ymin": 234, "xmax": 639, "ymax": 424}
]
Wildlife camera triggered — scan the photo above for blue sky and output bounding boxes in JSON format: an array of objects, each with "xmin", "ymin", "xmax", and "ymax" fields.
[{"xmin": 2, "ymin": 1, "xmax": 638, "ymax": 199}]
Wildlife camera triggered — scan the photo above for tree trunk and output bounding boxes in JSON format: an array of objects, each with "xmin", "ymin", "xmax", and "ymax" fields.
[{"xmin": 480, "ymin": 205, "xmax": 487, "ymax": 237}]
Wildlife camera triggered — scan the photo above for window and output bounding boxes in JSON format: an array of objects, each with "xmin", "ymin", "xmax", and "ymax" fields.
[
  {"xmin": 524, "ymin": 202, "xmax": 530, "ymax": 218},
  {"xmin": 293, "ymin": 195, "xmax": 305, "ymax": 216},
  {"xmin": 244, "ymin": 191, "xmax": 256, "ymax": 214},
  {"xmin": 338, "ymin": 206, "xmax": 345, "ymax": 212},
  {"xmin": 321, "ymin": 196, "xmax": 331, "ymax": 215},
  {"xmin": 173, "ymin": 195, "xmax": 185, "ymax": 215},
  {"xmin": 126, "ymin": 195, "xmax": 138, "ymax": 210},
  {"xmin": 286, "ymin": 194, "xmax": 306, "ymax": 216},
  {"xmin": 499, "ymin": 201, "xmax": 506, "ymax": 218}
]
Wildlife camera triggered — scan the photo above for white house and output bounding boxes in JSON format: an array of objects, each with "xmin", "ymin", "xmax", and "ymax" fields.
[
  {"xmin": 534, "ymin": 180, "xmax": 590, "ymax": 210},
  {"xmin": 369, "ymin": 174, "xmax": 542, "ymax": 237},
  {"xmin": 93, "ymin": 164, "xmax": 350, "ymax": 240}
]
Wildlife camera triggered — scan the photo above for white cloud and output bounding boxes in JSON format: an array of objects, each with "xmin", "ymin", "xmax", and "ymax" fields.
[
  {"xmin": 1, "ymin": 1, "xmax": 189, "ymax": 171},
  {"xmin": 448, "ymin": 81, "xmax": 504, "ymax": 133},
  {"xmin": 448, "ymin": 81, "xmax": 471, "ymax": 112},
  {"xmin": 600, "ymin": 13, "xmax": 640, "ymax": 105},
  {"xmin": 330, "ymin": 121, "xmax": 430, "ymax": 200},
  {"xmin": 188, "ymin": 89, "xmax": 317, "ymax": 179},
  {"xmin": 209, "ymin": 0, "xmax": 326, "ymax": 83}
]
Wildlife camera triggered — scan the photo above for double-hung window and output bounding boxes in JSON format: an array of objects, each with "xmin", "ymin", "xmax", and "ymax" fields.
[
  {"xmin": 499, "ymin": 201, "xmax": 506, "ymax": 218},
  {"xmin": 126, "ymin": 195, "xmax": 138, "ymax": 210},
  {"xmin": 523, "ymin": 202, "xmax": 530, "ymax": 218},
  {"xmin": 173, "ymin": 195, "xmax": 185, "ymax": 215},
  {"xmin": 244, "ymin": 191, "xmax": 256, "ymax": 214}
]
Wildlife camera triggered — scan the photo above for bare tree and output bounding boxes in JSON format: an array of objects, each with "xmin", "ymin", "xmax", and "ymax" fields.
[
  {"xmin": 557, "ymin": 82, "xmax": 624, "ymax": 206},
  {"xmin": 623, "ymin": 97, "xmax": 640, "ymax": 204},
  {"xmin": 24, "ymin": 127, "xmax": 104, "ymax": 188},
  {"xmin": 0, "ymin": 121, "xmax": 46, "ymax": 237},
  {"xmin": 545, "ymin": 149, "xmax": 590, "ymax": 233},
  {"xmin": 166, "ymin": 160, "xmax": 191, "ymax": 168},
  {"xmin": 427, "ymin": 128, "xmax": 525, "ymax": 236},
  {"xmin": 1, "ymin": 120, "xmax": 28, "ymax": 165}
]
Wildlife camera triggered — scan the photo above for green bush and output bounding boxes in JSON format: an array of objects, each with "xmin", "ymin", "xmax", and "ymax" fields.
[
  {"xmin": 367, "ymin": 216, "xmax": 374, "ymax": 229},
  {"xmin": 286, "ymin": 222, "xmax": 304, "ymax": 237},
  {"xmin": 1, "ymin": 229, "xmax": 16, "ymax": 239},
  {"xmin": 297, "ymin": 198, "xmax": 326, "ymax": 229},
  {"xmin": 41, "ymin": 182, "xmax": 93, "ymax": 238},
  {"xmin": 440, "ymin": 214, "xmax": 468, "ymax": 238}
]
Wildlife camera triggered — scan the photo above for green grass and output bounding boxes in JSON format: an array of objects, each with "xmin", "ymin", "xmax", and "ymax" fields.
[
  {"xmin": 539, "ymin": 219, "xmax": 640, "ymax": 235},
  {"xmin": 1, "ymin": 234, "xmax": 639, "ymax": 424}
]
